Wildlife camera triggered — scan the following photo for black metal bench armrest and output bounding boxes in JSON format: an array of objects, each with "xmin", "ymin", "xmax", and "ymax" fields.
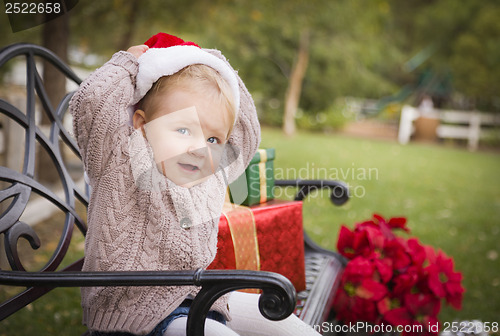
[
  {"xmin": 274, "ymin": 179, "xmax": 349, "ymax": 205},
  {"xmin": 0, "ymin": 268, "xmax": 296, "ymax": 336}
]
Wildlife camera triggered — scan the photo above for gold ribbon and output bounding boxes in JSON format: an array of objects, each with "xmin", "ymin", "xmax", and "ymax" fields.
[
  {"xmin": 222, "ymin": 202, "xmax": 261, "ymax": 271},
  {"xmin": 223, "ymin": 193, "xmax": 261, "ymax": 293},
  {"xmin": 258, "ymin": 149, "xmax": 268, "ymax": 204}
]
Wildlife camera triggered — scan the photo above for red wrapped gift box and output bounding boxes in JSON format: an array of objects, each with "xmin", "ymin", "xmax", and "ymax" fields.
[{"xmin": 208, "ymin": 200, "xmax": 306, "ymax": 292}]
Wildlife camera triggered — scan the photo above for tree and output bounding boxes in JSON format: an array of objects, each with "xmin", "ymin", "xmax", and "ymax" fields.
[
  {"xmin": 390, "ymin": 0, "xmax": 500, "ymax": 111},
  {"xmin": 283, "ymin": 30, "xmax": 310, "ymax": 136},
  {"xmin": 38, "ymin": 13, "xmax": 70, "ymax": 183},
  {"xmin": 449, "ymin": 3, "xmax": 500, "ymax": 110},
  {"xmin": 68, "ymin": 0, "xmax": 211, "ymax": 56},
  {"xmin": 204, "ymin": 1, "xmax": 408, "ymax": 129}
]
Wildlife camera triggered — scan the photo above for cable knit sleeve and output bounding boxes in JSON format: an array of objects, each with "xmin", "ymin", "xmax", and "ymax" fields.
[
  {"xmin": 70, "ymin": 51, "xmax": 138, "ymax": 180},
  {"xmin": 203, "ymin": 49, "xmax": 261, "ymax": 184},
  {"xmin": 228, "ymin": 73, "xmax": 261, "ymax": 176}
]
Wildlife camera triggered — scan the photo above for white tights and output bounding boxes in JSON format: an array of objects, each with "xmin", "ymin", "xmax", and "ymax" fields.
[{"xmin": 163, "ymin": 291, "xmax": 320, "ymax": 336}]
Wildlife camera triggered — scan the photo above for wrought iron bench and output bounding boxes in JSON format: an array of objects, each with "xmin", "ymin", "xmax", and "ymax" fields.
[{"xmin": 0, "ymin": 43, "xmax": 348, "ymax": 335}]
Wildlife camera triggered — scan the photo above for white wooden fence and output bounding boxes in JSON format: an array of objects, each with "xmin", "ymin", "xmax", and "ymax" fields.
[{"xmin": 398, "ymin": 105, "xmax": 500, "ymax": 151}]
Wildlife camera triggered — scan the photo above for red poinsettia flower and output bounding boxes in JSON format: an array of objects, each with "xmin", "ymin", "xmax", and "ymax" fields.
[
  {"xmin": 376, "ymin": 296, "xmax": 392, "ymax": 316},
  {"xmin": 392, "ymin": 265, "xmax": 420, "ymax": 297},
  {"xmin": 342, "ymin": 255, "xmax": 375, "ymax": 282},
  {"xmin": 334, "ymin": 214, "xmax": 465, "ymax": 333},
  {"xmin": 383, "ymin": 307, "xmax": 414, "ymax": 327},
  {"xmin": 383, "ymin": 238, "xmax": 412, "ymax": 271},
  {"xmin": 384, "ymin": 309, "xmax": 439, "ymax": 335},
  {"xmin": 356, "ymin": 278, "xmax": 388, "ymax": 301},
  {"xmin": 341, "ymin": 257, "xmax": 387, "ymax": 300},
  {"xmin": 385, "ymin": 292, "xmax": 441, "ymax": 335},
  {"xmin": 359, "ymin": 225, "xmax": 386, "ymax": 251},
  {"xmin": 357, "ymin": 214, "xmax": 394, "ymax": 240},
  {"xmin": 360, "ymin": 214, "xmax": 409, "ymax": 239},
  {"xmin": 425, "ymin": 250, "xmax": 465, "ymax": 309},
  {"xmin": 404, "ymin": 292, "xmax": 441, "ymax": 318},
  {"xmin": 333, "ymin": 256, "xmax": 388, "ymax": 323},
  {"xmin": 333, "ymin": 290, "xmax": 379, "ymax": 323},
  {"xmin": 337, "ymin": 225, "xmax": 371, "ymax": 259},
  {"xmin": 405, "ymin": 238, "xmax": 427, "ymax": 268},
  {"xmin": 372, "ymin": 255, "xmax": 393, "ymax": 283}
]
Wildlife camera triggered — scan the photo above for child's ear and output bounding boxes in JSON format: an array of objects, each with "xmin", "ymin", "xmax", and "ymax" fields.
[{"xmin": 133, "ymin": 109, "xmax": 147, "ymax": 136}]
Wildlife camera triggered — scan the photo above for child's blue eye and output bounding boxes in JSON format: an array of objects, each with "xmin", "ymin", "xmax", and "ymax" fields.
[
  {"xmin": 177, "ymin": 128, "xmax": 190, "ymax": 135},
  {"xmin": 207, "ymin": 137, "xmax": 219, "ymax": 145}
]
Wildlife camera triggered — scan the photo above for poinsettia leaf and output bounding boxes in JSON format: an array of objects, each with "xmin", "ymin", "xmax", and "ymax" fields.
[
  {"xmin": 337, "ymin": 225, "xmax": 355, "ymax": 258},
  {"xmin": 426, "ymin": 265, "xmax": 446, "ymax": 298},
  {"xmin": 353, "ymin": 230, "xmax": 372, "ymax": 256},
  {"xmin": 384, "ymin": 239, "xmax": 412, "ymax": 270},
  {"xmin": 375, "ymin": 214, "xmax": 397, "ymax": 239},
  {"xmin": 388, "ymin": 216, "xmax": 410, "ymax": 232},
  {"xmin": 383, "ymin": 307, "xmax": 413, "ymax": 326},
  {"xmin": 363, "ymin": 226, "xmax": 386, "ymax": 250},
  {"xmin": 373, "ymin": 213, "xmax": 385, "ymax": 224},
  {"xmin": 446, "ymin": 291, "xmax": 464, "ymax": 310},
  {"xmin": 445, "ymin": 281, "xmax": 465, "ymax": 296},
  {"xmin": 447, "ymin": 271, "xmax": 463, "ymax": 282},
  {"xmin": 376, "ymin": 296, "xmax": 395, "ymax": 315},
  {"xmin": 356, "ymin": 279, "xmax": 387, "ymax": 300},
  {"xmin": 374, "ymin": 258, "xmax": 393, "ymax": 283},
  {"xmin": 406, "ymin": 238, "xmax": 426, "ymax": 267},
  {"xmin": 404, "ymin": 292, "xmax": 441, "ymax": 316},
  {"xmin": 393, "ymin": 270, "xmax": 419, "ymax": 297},
  {"xmin": 424, "ymin": 245, "xmax": 438, "ymax": 264}
]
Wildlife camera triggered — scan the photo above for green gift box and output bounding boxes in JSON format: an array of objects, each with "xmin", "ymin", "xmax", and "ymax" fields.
[{"xmin": 229, "ymin": 148, "xmax": 275, "ymax": 206}]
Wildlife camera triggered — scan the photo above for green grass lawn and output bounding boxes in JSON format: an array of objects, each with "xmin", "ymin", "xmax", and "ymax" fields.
[
  {"xmin": 1, "ymin": 127, "xmax": 499, "ymax": 334},
  {"xmin": 261, "ymin": 127, "xmax": 500, "ymax": 324}
]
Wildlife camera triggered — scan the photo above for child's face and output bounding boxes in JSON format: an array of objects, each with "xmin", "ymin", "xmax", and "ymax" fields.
[{"xmin": 137, "ymin": 89, "xmax": 232, "ymax": 188}]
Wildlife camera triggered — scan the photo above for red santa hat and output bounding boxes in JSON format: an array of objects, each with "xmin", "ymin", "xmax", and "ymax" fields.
[{"xmin": 133, "ymin": 33, "xmax": 240, "ymax": 116}]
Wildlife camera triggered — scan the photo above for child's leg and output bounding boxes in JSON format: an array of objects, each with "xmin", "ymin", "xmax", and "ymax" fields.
[
  {"xmin": 163, "ymin": 316, "xmax": 240, "ymax": 336},
  {"xmin": 226, "ymin": 291, "xmax": 321, "ymax": 336}
]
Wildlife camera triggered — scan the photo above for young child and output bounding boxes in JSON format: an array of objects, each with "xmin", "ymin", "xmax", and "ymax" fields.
[{"xmin": 71, "ymin": 33, "xmax": 319, "ymax": 336}]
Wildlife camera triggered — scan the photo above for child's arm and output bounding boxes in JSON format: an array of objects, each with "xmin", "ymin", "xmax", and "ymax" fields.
[
  {"xmin": 70, "ymin": 46, "xmax": 148, "ymax": 181},
  {"xmin": 229, "ymin": 74, "xmax": 261, "ymax": 167},
  {"xmin": 203, "ymin": 49, "xmax": 262, "ymax": 183}
]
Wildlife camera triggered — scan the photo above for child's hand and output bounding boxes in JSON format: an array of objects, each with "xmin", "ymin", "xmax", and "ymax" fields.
[{"xmin": 127, "ymin": 45, "xmax": 149, "ymax": 59}]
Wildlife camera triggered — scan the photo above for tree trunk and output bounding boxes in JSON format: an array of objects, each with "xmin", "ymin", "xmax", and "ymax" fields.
[
  {"xmin": 38, "ymin": 13, "xmax": 69, "ymax": 183},
  {"xmin": 283, "ymin": 30, "xmax": 310, "ymax": 137},
  {"xmin": 118, "ymin": 0, "xmax": 142, "ymax": 51}
]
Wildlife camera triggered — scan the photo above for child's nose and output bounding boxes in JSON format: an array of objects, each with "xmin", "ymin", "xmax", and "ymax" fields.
[
  {"xmin": 187, "ymin": 137, "xmax": 208, "ymax": 157},
  {"xmin": 187, "ymin": 146, "xmax": 208, "ymax": 158}
]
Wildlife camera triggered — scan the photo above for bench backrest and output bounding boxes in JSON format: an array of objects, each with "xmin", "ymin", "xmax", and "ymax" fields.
[{"xmin": 0, "ymin": 43, "xmax": 87, "ymax": 320}]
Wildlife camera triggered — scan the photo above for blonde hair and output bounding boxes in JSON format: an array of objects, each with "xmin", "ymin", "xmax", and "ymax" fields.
[{"xmin": 139, "ymin": 64, "xmax": 237, "ymax": 136}]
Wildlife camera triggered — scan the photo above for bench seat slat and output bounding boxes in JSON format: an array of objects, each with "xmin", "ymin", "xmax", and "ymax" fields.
[{"xmin": 294, "ymin": 252, "xmax": 343, "ymax": 326}]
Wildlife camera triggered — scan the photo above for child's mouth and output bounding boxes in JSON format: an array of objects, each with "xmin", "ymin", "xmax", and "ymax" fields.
[{"xmin": 178, "ymin": 162, "xmax": 200, "ymax": 173}]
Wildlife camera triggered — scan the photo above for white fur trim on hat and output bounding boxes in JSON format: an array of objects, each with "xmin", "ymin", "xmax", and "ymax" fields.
[{"xmin": 133, "ymin": 46, "xmax": 240, "ymax": 116}]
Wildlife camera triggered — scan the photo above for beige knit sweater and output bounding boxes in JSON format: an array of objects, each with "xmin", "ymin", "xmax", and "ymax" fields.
[{"xmin": 70, "ymin": 50, "xmax": 260, "ymax": 335}]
